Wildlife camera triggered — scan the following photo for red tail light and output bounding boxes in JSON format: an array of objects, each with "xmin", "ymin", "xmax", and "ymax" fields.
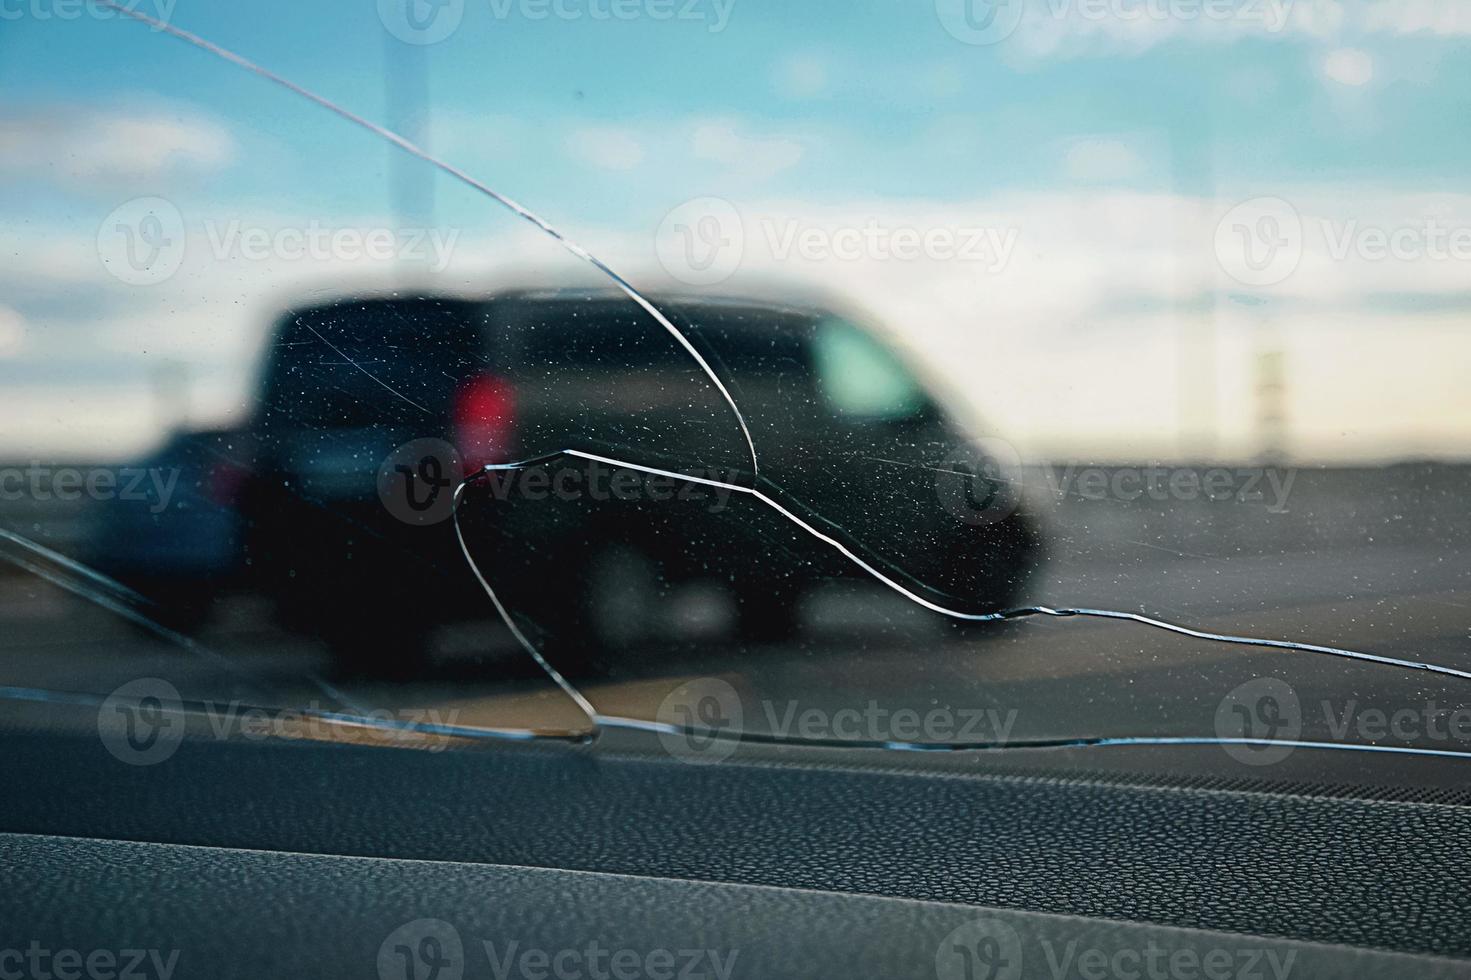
[{"xmin": 453, "ymin": 374, "xmax": 517, "ymax": 473}]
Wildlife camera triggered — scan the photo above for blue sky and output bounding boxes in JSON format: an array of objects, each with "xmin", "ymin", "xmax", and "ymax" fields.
[
  {"xmin": 9, "ymin": 0, "xmax": 1470, "ymax": 215},
  {"xmin": 4, "ymin": 0, "xmax": 1471, "ymax": 460}
]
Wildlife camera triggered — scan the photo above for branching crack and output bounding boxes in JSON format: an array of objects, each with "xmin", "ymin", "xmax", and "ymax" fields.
[{"xmin": 27, "ymin": 5, "xmax": 1463, "ymax": 762}]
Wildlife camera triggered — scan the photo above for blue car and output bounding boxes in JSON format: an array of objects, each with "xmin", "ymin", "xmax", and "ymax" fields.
[{"xmin": 81, "ymin": 427, "xmax": 252, "ymax": 633}]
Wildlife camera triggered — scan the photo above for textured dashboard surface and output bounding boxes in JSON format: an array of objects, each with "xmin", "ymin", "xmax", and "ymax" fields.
[
  {"xmin": 5, "ymin": 832, "xmax": 1468, "ymax": 980},
  {"xmin": 3, "ymin": 724, "xmax": 1471, "ymax": 959}
]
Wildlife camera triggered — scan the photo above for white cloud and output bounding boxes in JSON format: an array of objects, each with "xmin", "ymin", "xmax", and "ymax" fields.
[
  {"xmin": 604, "ymin": 186, "xmax": 1471, "ymax": 460},
  {"xmin": 0, "ymin": 305, "xmax": 26, "ymax": 359},
  {"xmin": 12, "ymin": 183, "xmax": 1471, "ymax": 462},
  {"xmin": 565, "ymin": 126, "xmax": 646, "ymax": 171},
  {"xmin": 0, "ymin": 107, "xmax": 234, "ymax": 185},
  {"xmin": 992, "ymin": 0, "xmax": 1471, "ymax": 63},
  {"xmin": 1321, "ymin": 47, "xmax": 1375, "ymax": 85},
  {"xmin": 432, "ymin": 110, "xmax": 534, "ymax": 164},
  {"xmin": 1355, "ymin": 0, "xmax": 1471, "ymax": 36},
  {"xmin": 1064, "ymin": 138, "xmax": 1146, "ymax": 182},
  {"xmin": 691, "ymin": 121, "xmax": 805, "ymax": 180},
  {"xmin": 772, "ymin": 54, "xmax": 829, "ymax": 99}
]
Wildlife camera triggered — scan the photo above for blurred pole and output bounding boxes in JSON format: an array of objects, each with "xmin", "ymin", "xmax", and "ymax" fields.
[
  {"xmin": 384, "ymin": 17, "xmax": 436, "ymax": 281},
  {"xmin": 1174, "ymin": 87, "xmax": 1217, "ymax": 462},
  {"xmin": 151, "ymin": 359, "xmax": 190, "ymax": 436},
  {"xmin": 1253, "ymin": 322, "xmax": 1288, "ymax": 462}
]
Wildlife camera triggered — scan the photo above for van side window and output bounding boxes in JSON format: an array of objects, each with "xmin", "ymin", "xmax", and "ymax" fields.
[{"xmin": 812, "ymin": 317, "xmax": 928, "ymax": 420}]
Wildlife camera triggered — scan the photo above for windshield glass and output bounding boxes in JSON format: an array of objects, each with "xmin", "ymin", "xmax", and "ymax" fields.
[{"xmin": 4, "ymin": 0, "xmax": 1471, "ymax": 779}]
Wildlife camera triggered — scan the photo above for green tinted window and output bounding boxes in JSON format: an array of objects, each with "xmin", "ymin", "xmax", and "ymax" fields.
[{"xmin": 812, "ymin": 318, "xmax": 927, "ymax": 419}]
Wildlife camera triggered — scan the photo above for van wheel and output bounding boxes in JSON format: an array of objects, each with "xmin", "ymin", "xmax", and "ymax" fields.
[
  {"xmin": 544, "ymin": 545, "xmax": 661, "ymax": 679},
  {"xmin": 324, "ymin": 615, "xmax": 432, "ymax": 681},
  {"xmin": 737, "ymin": 584, "xmax": 802, "ymax": 645}
]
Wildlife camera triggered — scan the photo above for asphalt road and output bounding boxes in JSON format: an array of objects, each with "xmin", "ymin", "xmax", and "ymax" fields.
[{"xmin": 3, "ymin": 538, "xmax": 1469, "ymax": 758}]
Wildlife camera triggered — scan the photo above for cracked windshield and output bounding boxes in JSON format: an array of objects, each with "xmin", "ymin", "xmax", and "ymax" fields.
[{"xmin": 4, "ymin": 0, "xmax": 1471, "ymax": 773}]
